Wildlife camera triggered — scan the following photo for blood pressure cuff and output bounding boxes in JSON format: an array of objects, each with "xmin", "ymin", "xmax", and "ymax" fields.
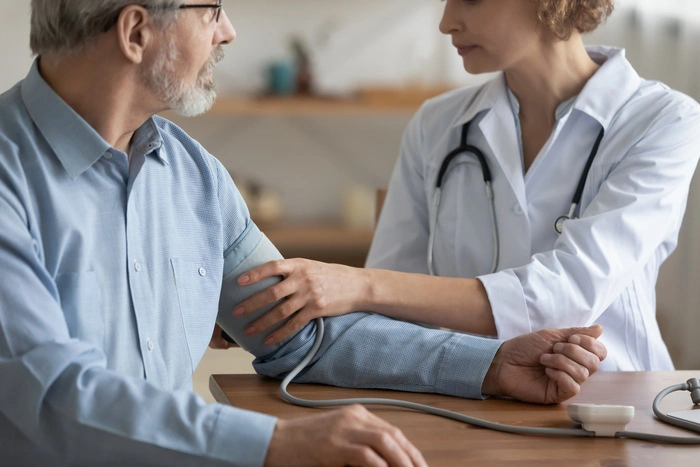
[{"xmin": 218, "ymin": 222, "xmax": 297, "ymax": 357}]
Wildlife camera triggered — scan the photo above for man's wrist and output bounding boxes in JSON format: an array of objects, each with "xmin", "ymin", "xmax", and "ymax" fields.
[{"xmin": 481, "ymin": 344, "xmax": 504, "ymax": 397}]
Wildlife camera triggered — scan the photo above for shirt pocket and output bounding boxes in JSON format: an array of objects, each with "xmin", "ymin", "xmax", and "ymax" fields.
[
  {"xmin": 170, "ymin": 258, "xmax": 220, "ymax": 371},
  {"xmin": 54, "ymin": 271, "xmax": 104, "ymax": 349}
]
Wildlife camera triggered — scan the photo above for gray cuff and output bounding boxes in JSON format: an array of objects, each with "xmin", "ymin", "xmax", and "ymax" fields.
[{"xmin": 218, "ymin": 222, "xmax": 300, "ymax": 357}]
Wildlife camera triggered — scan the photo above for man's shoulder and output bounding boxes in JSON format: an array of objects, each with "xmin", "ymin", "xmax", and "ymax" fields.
[
  {"xmin": 151, "ymin": 114, "xmax": 199, "ymax": 145},
  {"xmin": 0, "ymin": 81, "xmax": 29, "ymax": 131},
  {"xmin": 0, "ymin": 80, "xmax": 22, "ymax": 103},
  {"xmin": 149, "ymin": 114, "xmax": 228, "ymax": 180},
  {"xmin": 150, "ymin": 115, "xmax": 213, "ymax": 162},
  {"xmin": 0, "ymin": 81, "xmax": 36, "ymax": 160}
]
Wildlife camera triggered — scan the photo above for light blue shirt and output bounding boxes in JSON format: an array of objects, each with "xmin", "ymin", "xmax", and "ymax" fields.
[
  {"xmin": 367, "ymin": 46, "xmax": 700, "ymax": 371},
  {"xmin": 0, "ymin": 61, "xmax": 502, "ymax": 465}
]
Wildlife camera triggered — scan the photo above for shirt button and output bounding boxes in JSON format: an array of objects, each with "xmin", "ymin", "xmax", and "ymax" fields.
[
  {"xmin": 147, "ymin": 339, "xmax": 154, "ymax": 351},
  {"xmin": 134, "ymin": 261, "xmax": 141, "ymax": 272},
  {"xmin": 198, "ymin": 267, "xmax": 207, "ymax": 277},
  {"xmin": 513, "ymin": 204, "xmax": 523, "ymax": 215},
  {"xmin": 104, "ymin": 152, "xmax": 112, "ymax": 160}
]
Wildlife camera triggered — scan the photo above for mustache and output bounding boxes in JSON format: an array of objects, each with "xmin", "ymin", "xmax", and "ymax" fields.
[
  {"xmin": 211, "ymin": 46, "xmax": 225, "ymax": 66},
  {"xmin": 201, "ymin": 46, "xmax": 225, "ymax": 77}
]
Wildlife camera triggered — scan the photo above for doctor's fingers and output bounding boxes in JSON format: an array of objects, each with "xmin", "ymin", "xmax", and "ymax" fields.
[
  {"xmin": 243, "ymin": 298, "xmax": 320, "ymax": 342},
  {"xmin": 237, "ymin": 257, "xmax": 329, "ymax": 286},
  {"xmin": 246, "ymin": 285, "xmax": 352, "ymax": 344},
  {"xmin": 259, "ymin": 306, "xmax": 332, "ymax": 346},
  {"xmin": 234, "ymin": 258, "xmax": 341, "ymax": 317},
  {"xmin": 237, "ymin": 258, "xmax": 299, "ymax": 286},
  {"xmin": 233, "ymin": 275, "xmax": 301, "ymax": 319}
]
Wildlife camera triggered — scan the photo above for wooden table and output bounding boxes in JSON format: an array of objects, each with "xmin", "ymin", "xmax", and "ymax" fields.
[{"xmin": 210, "ymin": 371, "xmax": 700, "ymax": 465}]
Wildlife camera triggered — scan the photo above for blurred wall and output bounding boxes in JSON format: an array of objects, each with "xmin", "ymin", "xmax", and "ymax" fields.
[
  {"xmin": 0, "ymin": 1, "xmax": 33, "ymax": 91},
  {"xmin": 2, "ymin": 0, "xmax": 699, "ymax": 369},
  {"xmin": 0, "ymin": 0, "xmax": 467, "ymax": 93}
]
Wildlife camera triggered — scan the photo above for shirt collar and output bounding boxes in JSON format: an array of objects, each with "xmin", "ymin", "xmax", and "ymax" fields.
[
  {"xmin": 506, "ymin": 87, "xmax": 576, "ymax": 122},
  {"xmin": 131, "ymin": 118, "xmax": 167, "ymax": 165},
  {"xmin": 21, "ymin": 59, "xmax": 109, "ymax": 179},
  {"xmin": 454, "ymin": 46, "xmax": 641, "ymax": 131},
  {"xmin": 454, "ymin": 74, "xmax": 508, "ymax": 128},
  {"xmin": 572, "ymin": 46, "xmax": 641, "ymax": 129},
  {"xmin": 20, "ymin": 59, "xmax": 167, "ymax": 178}
]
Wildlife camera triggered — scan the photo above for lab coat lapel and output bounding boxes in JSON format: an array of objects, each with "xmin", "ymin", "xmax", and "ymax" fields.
[
  {"xmin": 475, "ymin": 79, "xmax": 527, "ymax": 210},
  {"xmin": 575, "ymin": 46, "xmax": 642, "ymax": 128}
]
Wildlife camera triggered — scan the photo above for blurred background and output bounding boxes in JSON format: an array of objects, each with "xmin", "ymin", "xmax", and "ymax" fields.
[{"xmin": 2, "ymin": 0, "xmax": 699, "ymax": 399}]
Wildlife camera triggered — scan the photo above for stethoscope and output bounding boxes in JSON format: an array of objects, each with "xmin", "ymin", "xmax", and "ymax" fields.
[
  {"xmin": 428, "ymin": 119, "xmax": 605, "ymax": 276},
  {"xmin": 283, "ymin": 318, "xmax": 700, "ymax": 444}
]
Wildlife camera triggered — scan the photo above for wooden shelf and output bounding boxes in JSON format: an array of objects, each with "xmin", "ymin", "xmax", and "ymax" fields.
[
  {"xmin": 260, "ymin": 223, "xmax": 374, "ymax": 267},
  {"xmin": 203, "ymin": 96, "xmax": 412, "ymax": 116},
  {"xmin": 201, "ymin": 86, "xmax": 453, "ymax": 117}
]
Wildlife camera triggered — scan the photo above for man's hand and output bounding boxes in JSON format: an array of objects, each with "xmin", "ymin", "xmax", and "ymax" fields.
[
  {"xmin": 482, "ymin": 325, "xmax": 607, "ymax": 404},
  {"xmin": 264, "ymin": 405, "xmax": 427, "ymax": 467},
  {"xmin": 208, "ymin": 323, "xmax": 238, "ymax": 349}
]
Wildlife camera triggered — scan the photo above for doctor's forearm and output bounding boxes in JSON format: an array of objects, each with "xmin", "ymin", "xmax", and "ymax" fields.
[{"xmin": 359, "ymin": 269, "xmax": 497, "ymax": 335}]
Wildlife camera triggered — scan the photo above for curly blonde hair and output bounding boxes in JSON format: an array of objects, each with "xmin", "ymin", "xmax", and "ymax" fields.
[{"xmin": 537, "ymin": 0, "xmax": 615, "ymax": 40}]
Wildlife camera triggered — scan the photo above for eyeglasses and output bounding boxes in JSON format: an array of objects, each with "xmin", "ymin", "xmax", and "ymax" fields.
[
  {"xmin": 102, "ymin": 2, "xmax": 223, "ymax": 32},
  {"xmin": 178, "ymin": 1, "xmax": 223, "ymax": 23}
]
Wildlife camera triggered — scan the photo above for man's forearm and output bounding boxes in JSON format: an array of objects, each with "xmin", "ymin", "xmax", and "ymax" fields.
[
  {"xmin": 217, "ymin": 222, "xmax": 502, "ymax": 398},
  {"xmin": 254, "ymin": 312, "xmax": 503, "ymax": 399}
]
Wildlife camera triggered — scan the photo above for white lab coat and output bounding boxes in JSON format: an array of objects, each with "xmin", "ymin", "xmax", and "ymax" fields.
[{"xmin": 366, "ymin": 46, "xmax": 700, "ymax": 371}]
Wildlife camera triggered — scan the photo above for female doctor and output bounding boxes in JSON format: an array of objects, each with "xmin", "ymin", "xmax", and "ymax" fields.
[{"xmin": 225, "ymin": 0, "xmax": 700, "ymax": 371}]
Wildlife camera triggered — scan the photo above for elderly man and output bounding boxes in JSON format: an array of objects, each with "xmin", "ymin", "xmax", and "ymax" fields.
[{"xmin": 0, "ymin": 1, "xmax": 607, "ymax": 466}]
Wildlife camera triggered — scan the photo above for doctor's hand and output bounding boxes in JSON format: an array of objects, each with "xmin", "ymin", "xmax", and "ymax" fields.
[
  {"xmin": 264, "ymin": 404, "xmax": 427, "ymax": 467},
  {"xmin": 482, "ymin": 325, "xmax": 607, "ymax": 404},
  {"xmin": 232, "ymin": 258, "xmax": 366, "ymax": 345}
]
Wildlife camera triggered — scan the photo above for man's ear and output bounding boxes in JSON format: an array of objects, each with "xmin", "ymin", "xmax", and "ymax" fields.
[{"xmin": 115, "ymin": 5, "xmax": 155, "ymax": 64}]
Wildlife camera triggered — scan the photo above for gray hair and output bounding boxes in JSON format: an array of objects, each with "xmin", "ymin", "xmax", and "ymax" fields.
[{"xmin": 30, "ymin": 0, "xmax": 182, "ymax": 58}]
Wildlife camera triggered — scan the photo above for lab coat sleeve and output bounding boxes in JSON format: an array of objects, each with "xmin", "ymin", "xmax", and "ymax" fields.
[
  {"xmin": 0, "ymin": 177, "xmax": 276, "ymax": 466},
  {"xmin": 480, "ymin": 94, "xmax": 700, "ymax": 339},
  {"xmin": 365, "ymin": 106, "xmax": 432, "ymax": 273}
]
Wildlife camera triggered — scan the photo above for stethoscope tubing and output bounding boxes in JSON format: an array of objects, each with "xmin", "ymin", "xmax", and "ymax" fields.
[
  {"xmin": 428, "ymin": 181, "xmax": 499, "ymax": 276},
  {"xmin": 554, "ymin": 128, "xmax": 605, "ymax": 233},
  {"xmin": 429, "ymin": 120, "xmax": 604, "ymax": 274}
]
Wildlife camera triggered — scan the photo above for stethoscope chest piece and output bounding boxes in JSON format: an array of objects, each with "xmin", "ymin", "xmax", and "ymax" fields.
[{"xmin": 554, "ymin": 215, "xmax": 568, "ymax": 234}]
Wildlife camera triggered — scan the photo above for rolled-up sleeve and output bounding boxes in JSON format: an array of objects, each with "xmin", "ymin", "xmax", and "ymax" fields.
[
  {"xmin": 214, "ymin": 222, "xmax": 503, "ymax": 399},
  {"xmin": 254, "ymin": 313, "xmax": 502, "ymax": 400}
]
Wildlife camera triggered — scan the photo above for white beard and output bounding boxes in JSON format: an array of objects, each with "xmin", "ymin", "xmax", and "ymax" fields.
[{"xmin": 145, "ymin": 38, "xmax": 224, "ymax": 117}]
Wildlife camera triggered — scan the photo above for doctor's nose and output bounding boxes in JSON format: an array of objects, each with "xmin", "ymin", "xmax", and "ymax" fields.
[{"xmin": 439, "ymin": 0, "xmax": 463, "ymax": 35}]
